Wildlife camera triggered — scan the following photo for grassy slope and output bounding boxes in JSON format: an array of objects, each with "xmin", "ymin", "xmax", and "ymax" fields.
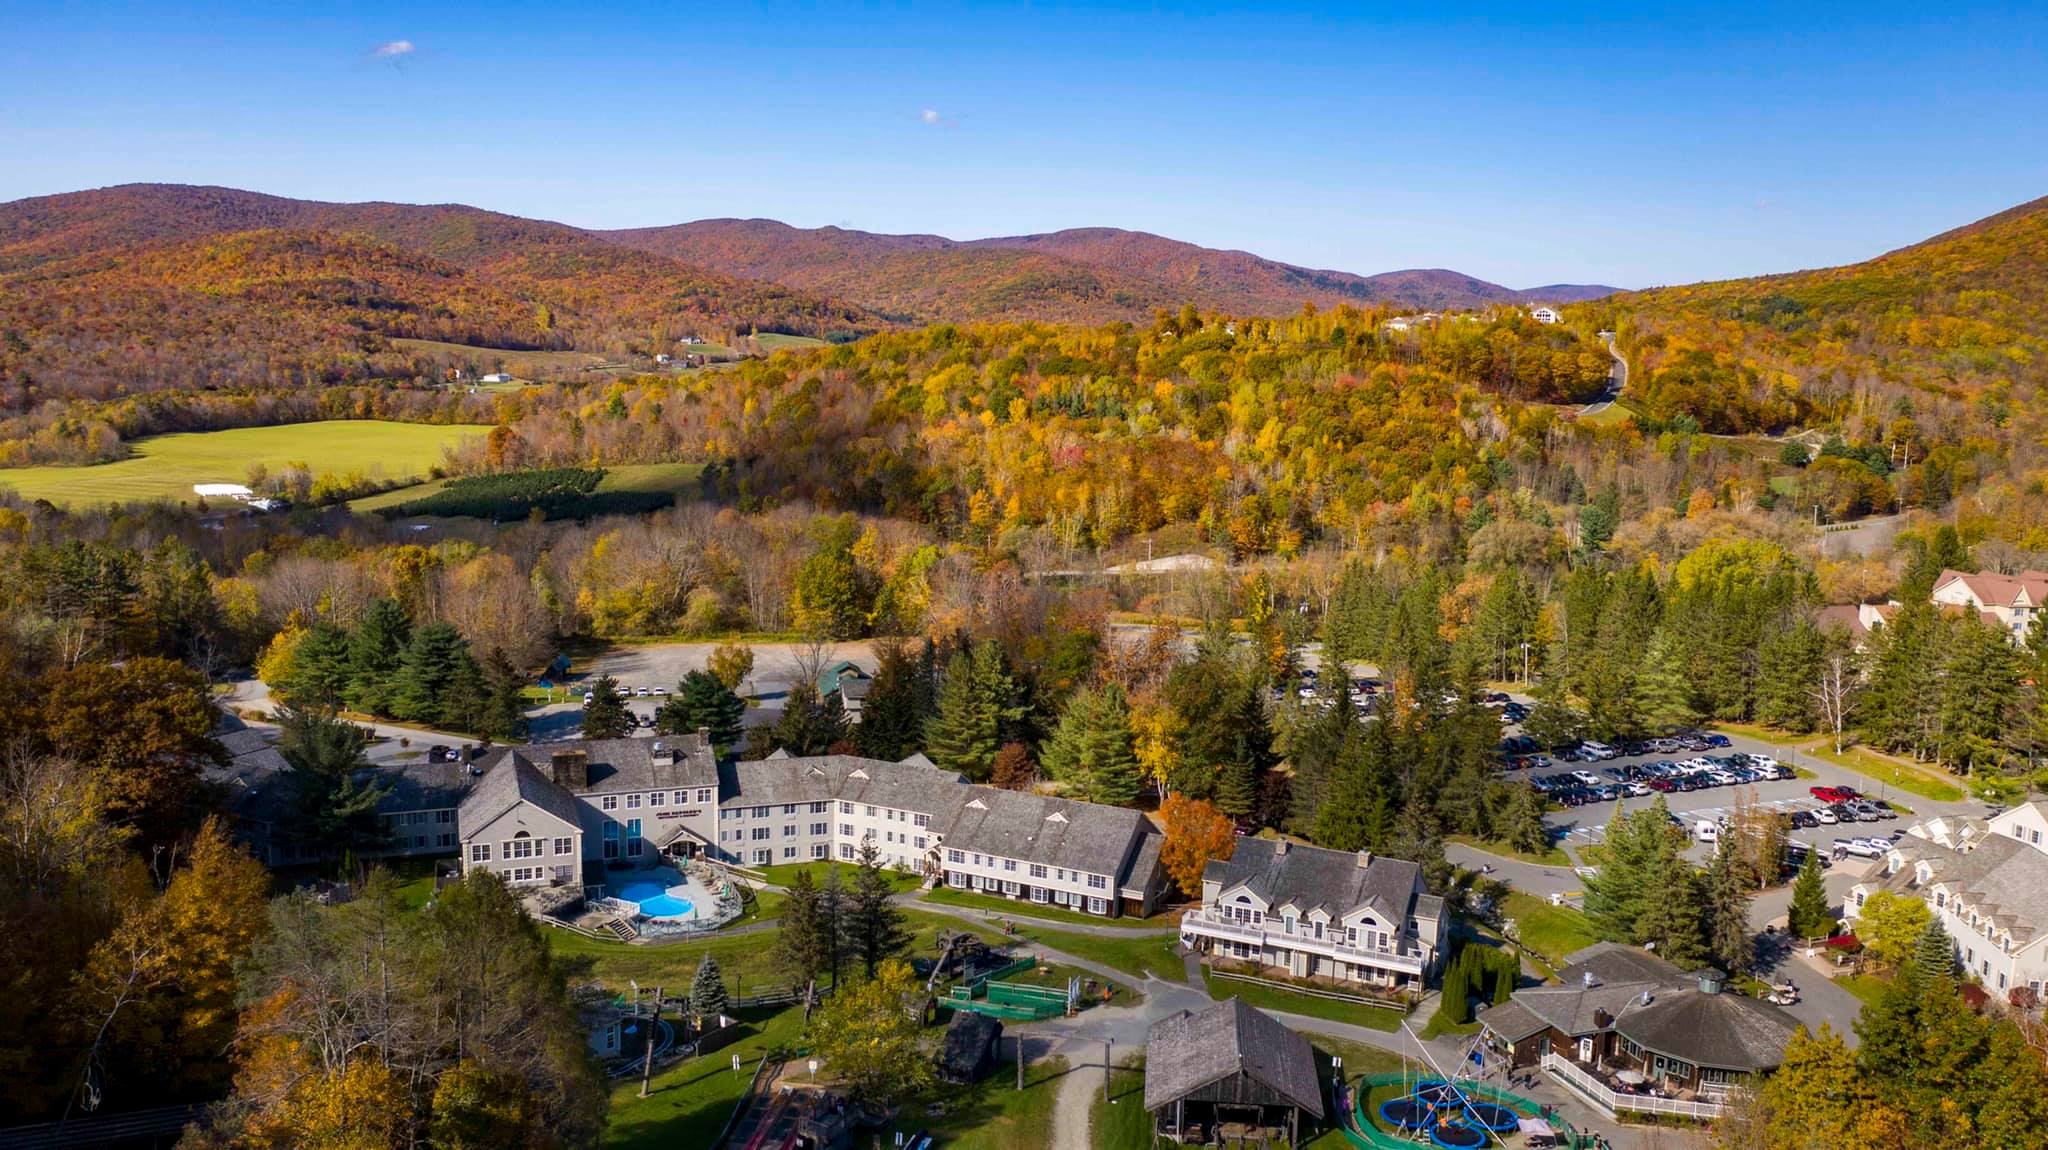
[
  {"xmin": 920, "ymin": 886, "xmax": 1182, "ymax": 927},
  {"xmin": 0, "ymin": 420, "xmax": 490, "ymax": 507},
  {"xmin": 1500, "ymin": 891, "xmax": 1600, "ymax": 969},
  {"xmin": 1199, "ymin": 970, "xmax": 1405, "ymax": 1032},
  {"xmin": 923, "ymin": 1055, "xmax": 1070, "ymax": 1150},
  {"xmin": 603, "ymin": 1004, "xmax": 806, "ymax": 1150},
  {"xmin": 347, "ymin": 460, "xmax": 704, "ymax": 515}
]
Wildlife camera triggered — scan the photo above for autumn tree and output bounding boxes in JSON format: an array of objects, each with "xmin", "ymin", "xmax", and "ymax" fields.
[
  {"xmin": 707, "ymin": 642, "xmax": 756, "ymax": 691},
  {"xmin": 1159, "ymin": 794, "xmax": 1235, "ymax": 899},
  {"xmin": 807, "ymin": 958, "xmax": 932, "ymax": 1106}
]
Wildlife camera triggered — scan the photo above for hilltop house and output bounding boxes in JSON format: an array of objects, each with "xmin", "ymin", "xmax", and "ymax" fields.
[
  {"xmin": 455, "ymin": 737, "xmax": 1170, "ymax": 917},
  {"xmin": 1931, "ymin": 568, "xmax": 2048, "ymax": 641},
  {"xmin": 1529, "ymin": 306, "xmax": 1562, "ymax": 324},
  {"xmin": 1848, "ymin": 801, "xmax": 2048, "ymax": 1004},
  {"xmin": 1178, "ymin": 838, "xmax": 1447, "ymax": 989}
]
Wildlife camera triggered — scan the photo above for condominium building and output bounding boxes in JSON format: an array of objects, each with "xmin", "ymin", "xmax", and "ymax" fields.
[{"xmin": 1179, "ymin": 837, "xmax": 1447, "ymax": 988}]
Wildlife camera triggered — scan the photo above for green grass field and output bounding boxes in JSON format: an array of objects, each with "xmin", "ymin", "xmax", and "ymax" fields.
[
  {"xmin": 0, "ymin": 420, "xmax": 491, "ymax": 508},
  {"xmin": 1200, "ymin": 970, "xmax": 1406, "ymax": 1032},
  {"xmin": 1500, "ymin": 891, "xmax": 1600, "ymax": 969},
  {"xmin": 391, "ymin": 337, "xmax": 607, "ymax": 377},
  {"xmin": 348, "ymin": 460, "xmax": 703, "ymax": 515},
  {"xmin": 921, "ymin": 886, "xmax": 1181, "ymax": 928},
  {"xmin": 1009, "ymin": 924, "xmax": 1182, "ymax": 982},
  {"xmin": 604, "ymin": 1004, "xmax": 806, "ymax": 1150},
  {"xmin": 750, "ymin": 333, "xmax": 828, "ymax": 352}
]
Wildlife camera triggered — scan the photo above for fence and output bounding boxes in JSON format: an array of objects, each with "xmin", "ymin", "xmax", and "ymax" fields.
[
  {"xmin": 1209, "ymin": 968, "xmax": 1417, "ymax": 1014},
  {"xmin": 0, "ymin": 1106, "xmax": 199, "ymax": 1150},
  {"xmin": 1540, "ymin": 1053, "xmax": 1726, "ymax": 1120}
]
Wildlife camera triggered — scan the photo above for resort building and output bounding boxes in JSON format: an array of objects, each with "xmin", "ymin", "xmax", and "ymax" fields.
[
  {"xmin": 1931, "ymin": 568, "xmax": 2048, "ymax": 640},
  {"xmin": 454, "ymin": 737, "xmax": 1170, "ymax": 918},
  {"xmin": 1476, "ymin": 943, "xmax": 1799, "ymax": 1116},
  {"xmin": 1178, "ymin": 837, "xmax": 1448, "ymax": 988},
  {"xmin": 1848, "ymin": 801, "xmax": 2048, "ymax": 1004},
  {"xmin": 209, "ymin": 722, "xmax": 473, "ymax": 867}
]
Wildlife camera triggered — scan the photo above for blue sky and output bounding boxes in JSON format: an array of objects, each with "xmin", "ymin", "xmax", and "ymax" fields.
[{"xmin": 2, "ymin": 1, "xmax": 2044, "ymax": 287}]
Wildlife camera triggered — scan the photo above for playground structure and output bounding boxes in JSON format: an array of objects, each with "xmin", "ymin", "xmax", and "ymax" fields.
[
  {"xmin": 945, "ymin": 956, "xmax": 1081, "ymax": 1021},
  {"xmin": 1333, "ymin": 1023, "xmax": 1607, "ymax": 1150}
]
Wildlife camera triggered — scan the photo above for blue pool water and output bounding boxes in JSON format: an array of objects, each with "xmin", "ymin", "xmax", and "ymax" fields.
[{"xmin": 616, "ymin": 880, "xmax": 694, "ymax": 919}]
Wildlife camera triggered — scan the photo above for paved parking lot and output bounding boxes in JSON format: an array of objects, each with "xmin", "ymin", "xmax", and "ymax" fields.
[{"xmin": 1522, "ymin": 731, "xmax": 1985, "ymax": 861}]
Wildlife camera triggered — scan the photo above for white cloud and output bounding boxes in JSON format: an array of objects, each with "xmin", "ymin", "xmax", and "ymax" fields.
[
  {"xmin": 373, "ymin": 40, "xmax": 416, "ymax": 58},
  {"xmin": 920, "ymin": 108, "xmax": 943, "ymax": 126}
]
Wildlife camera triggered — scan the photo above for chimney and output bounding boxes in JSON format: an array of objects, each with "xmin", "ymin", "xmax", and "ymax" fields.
[
  {"xmin": 651, "ymin": 741, "xmax": 677, "ymax": 767},
  {"xmin": 1275, "ymin": 840, "xmax": 1290, "ymax": 856},
  {"xmin": 696, "ymin": 725, "xmax": 712, "ymax": 747},
  {"xmin": 1356, "ymin": 849, "xmax": 1374, "ymax": 869},
  {"xmin": 1593, "ymin": 1008, "xmax": 1612, "ymax": 1029},
  {"xmin": 548, "ymin": 750, "xmax": 589, "ymax": 791}
]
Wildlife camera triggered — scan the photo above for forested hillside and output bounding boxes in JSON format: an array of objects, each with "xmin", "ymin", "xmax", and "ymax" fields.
[
  {"xmin": 1590, "ymin": 194, "xmax": 2048, "ymax": 452},
  {"xmin": 0, "ymin": 185, "xmax": 876, "ymax": 400},
  {"xmin": 606, "ymin": 218, "xmax": 1618, "ymax": 324}
]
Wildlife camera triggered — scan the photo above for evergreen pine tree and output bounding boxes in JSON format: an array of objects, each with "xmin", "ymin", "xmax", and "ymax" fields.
[
  {"xmin": 817, "ymin": 868, "xmax": 847, "ymax": 987},
  {"xmin": 391, "ymin": 622, "xmax": 481, "ymax": 727},
  {"xmin": 1705, "ymin": 842, "xmax": 1754, "ymax": 974},
  {"xmin": 1214, "ymin": 683, "xmax": 1275, "ymax": 820},
  {"xmin": 1501, "ymin": 783, "xmax": 1550, "ymax": 858},
  {"xmin": 925, "ymin": 644, "xmax": 1018, "ymax": 780},
  {"xmin": 1492, "ymin": 956, "xmax": 1517, "ymax": 1005},
  {"xmin": 345, "ymin": 597, "xmax": 412, "ymax": 714},
  {"xmin": 775, "ymin": 868, "xmax": 831, "ymax": 988},
  {"xmin": 1907, "ymin": 917, "xmax": 1956, "ymax": 994},
  {"xmin": 1938, "ymin": 616, "xmax": 2023, "ymax": 774},
  {"xmin": 770, "ymin": 682, "xmax": 846, "ymax": 755},
  {"xmin": 477, "ymin": 647, "xmax": 529, "ymax": 743},
  {"xmin": 579, "ymin": 673, "xmax": 636, "ymax": 740},
  {"xmin": 1040, "ymin": 683, "xmax": 1141, "ymax": 806},
  {"xmin": 657, "ymin": 669, "xmax": 745, "ymax": 750},
  {"xmin": 689, "ymin": 955, "xmax": 729, "ymax": 1023},
  {"xmin": 1286, "ymin": 689, "xmax": 1354, "ymax": 836},
  {"xmin": 1633, "ymin": 845, "xmax": 1706, "ymax": 967},
  {"xmin": 847, "ymin": 841, "xmax": 910, "ymax": 978},
  {"xmin": 1787, "ymin": 848, "xmax": 1832, "ymax": 939},
  {"xmin": 853, "ymin": 641, "xmax": 929, "ymax": 761},
  {"xmin": 1755, "ymin": 620, "xmax": 1824, "ymax": 732},
  {"xmin": 1630, "ymin": 628, "xmax": 1697, "ymax": 736}
]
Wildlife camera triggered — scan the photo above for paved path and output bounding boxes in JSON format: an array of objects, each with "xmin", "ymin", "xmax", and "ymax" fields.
[{"xmin": 1578, "ymin": 333, "xmax": 1627, "ymax": 417}]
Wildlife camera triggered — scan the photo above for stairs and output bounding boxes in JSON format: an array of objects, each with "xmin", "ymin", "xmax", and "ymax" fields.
[{"xmin": 602, "ymin": 917, "xmax": 639, "ymax": 941}]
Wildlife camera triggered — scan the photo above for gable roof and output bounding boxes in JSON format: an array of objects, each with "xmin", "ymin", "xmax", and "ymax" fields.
[
  {"xmin": 457, "ymin": 756, "xmax": 582, "ymax": 832},
  {"xmin": 941, "ymin": 786, "xmax": 1149, "ymax": 876},
  {"xmin": 1203, "ymin": 838, "xmax": 1420, "ymax": 922},
  {"xmin": 1934, "ymin": 568, "xmax": 2048, "ymax": 609},
  {"xmin": 1880, "ymin": 830, "xmax": 2048, "ymax": 946},
  {"xmin": 1143, "ymin": 998, "xmax": 1323, "ymax": 1118}
]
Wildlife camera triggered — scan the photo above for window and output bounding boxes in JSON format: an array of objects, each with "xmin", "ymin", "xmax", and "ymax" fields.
[
  {"xmin": 915, "ymin": 813, "xmax": 929, "ymax": 828},
  {"xmin": 948, "ymin": 849, "xmax": 965, "ymax": 864},
  {"xmin": 505, "ymin": 838, "xmax": 537, "ymax": 859},
  {"xmin": 841, "ymin": 823, "xmax": 855, "ymax": 837},
  {"xmin": 2034, "ymin": 830, "xmax": 2043, "ymax": 846},
  {"xmin": 840, "ymin": 801, "xmax": 853, "ymax": 814},
  {"xmin": 754, "ymin": 849, "xmax": 771, "ymax": 865},
  {"xmin": 1004, "ymin": 859, "xmax": 1017, "ymax": 872},
  {"xmin": 649, "ymin": 791, "xmax": 665, "ymax": 807},
  {"xmin": 1029, "ymin": 863, "xmax": 1047, "ymax": 879},
  {"xmin": 783, "ymin": 824, "xmax": 797, "ymax": 837},
  {"xmin": 437, "ymin": 809, "xmax": 454, "ymax": 824},
  {"xmin": 625, "ymin": 819, "xmax": 643, "ymax": 857},
  {"xmin": 811, "ymin": 801, "xmax": 827, "ymax": 813},
  {"xmin": 751, "ymin": 827, "xmax": 771, "ymax": 841},
  {"xmin": 839, "ymin": 844, "xmax": 855, "ymax": 860},
  {"xmin": 720, "ymin": 809, "xmax": 735, "ymax": 821},
  {"xmin": 553, "ymin": 864, "xmax": 575, "ymax": 881},
  {"xmin": 915, "ymin": 836, "xmax": 927, "ymax": 850},
  {"xmin": 1002, "ymin": 880, "xmax": 1020, "ymax": 894},
  {"xmin": 865, "ymin": 805, "xmax": 877, "ymax": 817},
  {"xmin": 602, "ymin": 822, "xmax": 620, "ymax": 860},
  {"xmin": 697, "ymin": 788, "xmax": 714, "ymax": 804},
  {"xmin": 601, "ymin": 796, "xmax": 618, "ymax": 811},
  {"xmin": 782, "ymin": 803, "xmax": 797, "ymax": 815},
  {"xmin": 1284, "ymin": 916, "xmax": 1296, "ymax": 934},
  {"xmin": 784, "ymin": 846, "xmax": 798, "ymax": 860},
  {"xmin": 811, "ymin": 843, "xmax": 828, "ymax": 859},
  {"xmin": 751, "ymin": 806, "xmax": 769, "ymax": 819},
  {"xmin": 1087, "ymin": 874, "xmax": 1107, "ymax": 890},
  {"xmin": 437, "ymin": 832, "xmax": 455, "ymax": 848},
  {"xmin": 554, "ymin": 837, "xmax": 573, "ymax": 855},
  {"xmin": 810, "ymin": 822, "xmax": 828, "ymax": 836},
  {"xmin": 1088, "ymin": 898, "xmax": 1108, "ymax": 915},
  {"xmin": 626, "ymin": 793, "xmax": 641, "ymax": 809},
  {"xmin": 470, "ymin": 844, "xmax": 492, "ymax": 863},
  {"xmin": 1031, "ymin": 887, "xmax": 1049, "ymax": 903}
]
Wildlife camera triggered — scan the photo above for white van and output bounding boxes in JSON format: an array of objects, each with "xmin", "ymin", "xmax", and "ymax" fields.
[{"xmin": 1694, "ymin": 820, "xmax": 1720, "ymax": 845}]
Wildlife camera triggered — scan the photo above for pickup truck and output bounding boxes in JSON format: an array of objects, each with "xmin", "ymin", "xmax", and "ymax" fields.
[{"xmin": 1832, "ymin": 838, "xmax": 1887, "ymax": 859}]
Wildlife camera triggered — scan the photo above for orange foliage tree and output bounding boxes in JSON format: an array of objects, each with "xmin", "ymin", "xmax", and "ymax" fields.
[{"xmin": 1160, "ymin": 793, "xmax": 1237, "ymax": 899}]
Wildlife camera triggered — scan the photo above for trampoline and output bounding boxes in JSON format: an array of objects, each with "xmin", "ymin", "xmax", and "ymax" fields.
[
  {"xmin": 1427, "ymin": 1120, "xmax": 1488, "ymax": 1149},
  {"xmin": 1377, "ymin": 1078, "xmax": 1519, "ymax": 1143}
]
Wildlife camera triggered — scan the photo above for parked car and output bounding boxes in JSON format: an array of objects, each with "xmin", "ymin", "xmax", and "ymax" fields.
[
  {"xmin": 1813, "ymin": 807, "xmax": 1839, "ymax": 825},
  {"xmin": 1810, "ymin": 785, "xmax": 1859, "ymax": 804}
]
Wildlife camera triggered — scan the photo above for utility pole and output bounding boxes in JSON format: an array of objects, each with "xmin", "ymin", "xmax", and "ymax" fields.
[
  {"xmin": 1103, "ymin": 1038, "xmax": 1112, "ymax": 1103},
  {"xmin": 1016, "ymin": 1034, "xmax": 1025, "ymax": 1091},
  {"xmin": 639, "ymin": 986, "xmax": 664, "ymax": 1098}
]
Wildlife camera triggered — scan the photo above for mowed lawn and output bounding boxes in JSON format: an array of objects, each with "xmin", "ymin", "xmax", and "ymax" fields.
[{"xmin": 0, "ymin": 420, "xmax": 491, "ymax": 507}]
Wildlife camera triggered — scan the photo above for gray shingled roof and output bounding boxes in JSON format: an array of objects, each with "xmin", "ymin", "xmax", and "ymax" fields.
[
  {"xmin": 1882, "ymin": 833, "xmax": 2048, "ymax": 945},
  {"xmin": 1142, "ymin": 999, "xmax": 1324, "ymax": 1118},
  {"xmin": 1203, "ymin": 838, "xmax": 1421, "ymax": 922},
  {"xmin": 1613, "ymin": 987, "xmax": 1799, "ymax": 1072},
  {"xmin": 942, "ymin": 787, "xmax": 1147, "ymax": 876},
  {"xmin": 368, "ymin": 760, "xmax": 477, "ymax": 814},
  {"xmin": 458, "ymin": 756, "xmax": 583, "ymax": 831}
]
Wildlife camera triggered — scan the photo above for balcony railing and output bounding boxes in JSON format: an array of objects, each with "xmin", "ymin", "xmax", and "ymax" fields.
[
  {"xmin": 1179, "ymin": 910, "xmax": 1426, "ymax": 973},
  {"xmin": 1541, "ymin": 1053, "xmax": 1728, "ymax": 1120}
]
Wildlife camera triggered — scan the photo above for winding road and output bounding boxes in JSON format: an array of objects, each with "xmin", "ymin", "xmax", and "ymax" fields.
[{"xmin": 1579, "ymin": 332, "xmax": 1628, "ymax": 417}]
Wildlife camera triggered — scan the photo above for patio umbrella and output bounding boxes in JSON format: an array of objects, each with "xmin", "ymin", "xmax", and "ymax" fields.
[{"xmin": 1614, "ymin": 1069, "xmax": 1647, "ymax": 1085}]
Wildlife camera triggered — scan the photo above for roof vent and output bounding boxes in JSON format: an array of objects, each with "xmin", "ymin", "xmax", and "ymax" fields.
[
  {"xmin": 1275, "ymin": 840, "xmax": 1290, "ymax": 856},
  {"xmin": 1356, "ymin": 849, "xmax": 1374, "ymax": 869},
  {"xmin": 1582, "ymin": 971, "xmax": 1598, "ymax": 989},
  {"xmin": 1695, "ymin": 967, "xmax": 1726, "ymax": 995}
]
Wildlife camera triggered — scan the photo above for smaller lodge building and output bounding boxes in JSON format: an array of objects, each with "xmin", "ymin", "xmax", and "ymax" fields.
[{"xmin": 1144, "ymin": 998, "xmax": 1325, "ymax": 1145}]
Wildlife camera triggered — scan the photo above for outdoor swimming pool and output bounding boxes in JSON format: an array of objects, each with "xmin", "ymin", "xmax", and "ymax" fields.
[{"xmin": 615, "ymin": 879, "xmax": 695, "ymax": 919}]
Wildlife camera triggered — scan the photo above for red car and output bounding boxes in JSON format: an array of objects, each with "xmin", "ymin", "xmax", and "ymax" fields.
[{"xmin": 1810, "ymin": 785, "xmax": 1861, "ymax": 803}]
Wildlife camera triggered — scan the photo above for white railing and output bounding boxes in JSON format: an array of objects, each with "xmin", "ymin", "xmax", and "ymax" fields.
[
  {"xmin": 1541, "ymin": 1053, "xmax": 1727, "ymax": 1120},
  {"xmin": 1179, "ymin": 910, "xmax": 1427, "ymax": 974}
]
